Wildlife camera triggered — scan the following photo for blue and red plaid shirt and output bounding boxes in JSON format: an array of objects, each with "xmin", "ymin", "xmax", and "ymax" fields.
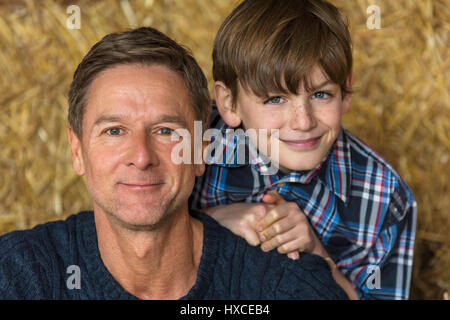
[{"xmin": 190, "ymin": 108, "xmax": 417, "ymax": 300}]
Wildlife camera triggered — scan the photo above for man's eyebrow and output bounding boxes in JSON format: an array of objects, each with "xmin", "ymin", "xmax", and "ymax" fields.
[
  {"xmin": 154, "ymin": 115, "xmax": 189, "ymax": 127},
  {"xmin": 93, "ymin": 114, "xmax": 189, "ymax": 127},
  {"xmin": 93, "ymin": 115, "xmax": 124, "ymax": 126}
]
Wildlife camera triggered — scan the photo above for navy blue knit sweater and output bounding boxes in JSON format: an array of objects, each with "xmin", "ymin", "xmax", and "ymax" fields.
[{"xmin": 0, "ymin": 210, "xmax": 347, "ymax": 299}]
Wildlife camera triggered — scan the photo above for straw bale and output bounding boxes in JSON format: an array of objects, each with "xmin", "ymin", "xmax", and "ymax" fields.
[{"xmin": 0, "ymin": 0, "xmax": 448, "ymax": 299}]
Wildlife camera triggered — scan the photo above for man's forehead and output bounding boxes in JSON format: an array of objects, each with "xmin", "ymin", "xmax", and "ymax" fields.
[
  {"xmin": 89, "ymin": 64, "xmax": 187, "ymax": 100},
  {"xmin": 92, "ymin": 113, "xmax": 189, "ymax": 127},
  {"xmin": 84, "ymin": 64, "xmax": 193, "ymax": 126}
]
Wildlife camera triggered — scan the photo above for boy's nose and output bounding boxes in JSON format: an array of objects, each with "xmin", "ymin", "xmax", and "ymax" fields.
[
  {"xmin": 126, "ymin": 131, "xmax": 160, "ymax": 170},
  {"xmin": 289, "ymin": 104, "xmax": 317, "ymax": 131}
]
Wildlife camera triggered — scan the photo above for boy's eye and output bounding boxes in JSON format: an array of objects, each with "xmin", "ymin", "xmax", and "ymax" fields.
[
  {"xmin": 105, "ymin": 127, "xmax": 124, "ymax": 136},
  {"xmin": 311, "ymin": 91, "xmax": 332, "ymax": 99},
  {"xmin": 264, "ymin": 96, "xmax": 285, "ymax": 104}
]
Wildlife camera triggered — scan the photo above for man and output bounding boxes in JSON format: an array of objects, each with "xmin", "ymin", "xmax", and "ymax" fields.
[{"xmin": 0, "ymin": 27, "xmax": 348, "ymax": 300}]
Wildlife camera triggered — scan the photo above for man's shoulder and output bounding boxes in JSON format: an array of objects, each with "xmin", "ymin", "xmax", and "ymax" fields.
[
  {"xmin": 191, "ymin": 209, "xmax": 348, "ymax": 299},
  {"xmin": 0, "ymin": 211, "xmax": 93, "ymax": 298},
  {"xmin": 0, "ymin": 211, "xmax": 92, "ymax": 256}
]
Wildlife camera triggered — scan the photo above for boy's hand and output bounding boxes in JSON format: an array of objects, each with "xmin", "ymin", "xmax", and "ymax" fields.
[
  {"xmin": 257, "ymin": 191, "xmax": 327, "ymax": 260},
  {"xmin": 203, "ymin": 202, "xmax": 275, "ymax": 246}
]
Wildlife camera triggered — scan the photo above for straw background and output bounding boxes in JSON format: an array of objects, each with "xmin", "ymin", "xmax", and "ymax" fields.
[{"xmin": 0, "ymin": 0, "xmax": 448, "ymax": 299}]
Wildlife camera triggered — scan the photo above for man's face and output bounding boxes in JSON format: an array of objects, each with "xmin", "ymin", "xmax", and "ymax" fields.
[
  {"xmin": 68, "ymin": 64, "xmax": 204, "ymax": 229},
  {"xmin": 233, "ymin": 65, "xmax": 351, "ymax": 173}
]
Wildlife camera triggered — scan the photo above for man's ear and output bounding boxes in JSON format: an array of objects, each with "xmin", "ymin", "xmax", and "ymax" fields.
[
  {"xmin": 342, "ymin": 73, "xmax": 352, "ymax": 114},
  {"xmin": 214, "ymin": 81, "xmax": 242, "ymax": 128},
  {"xmin": 67, "ymin": 126, "xmax": 85, "ymax": 176}
]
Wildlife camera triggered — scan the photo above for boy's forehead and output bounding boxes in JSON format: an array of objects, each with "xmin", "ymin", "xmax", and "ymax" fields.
[
  {"xmin": 240, "ymin": 64, "xmax": 335, "ymax": 97},
  {"xmin": 305, "ymin": 65, "xmax": 332, "ymax": 86}
]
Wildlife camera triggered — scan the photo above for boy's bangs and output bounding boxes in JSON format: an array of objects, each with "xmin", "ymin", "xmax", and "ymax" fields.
[{"xmin": 237, "ymin": 12, "xmax": 340, "ymax": 98}]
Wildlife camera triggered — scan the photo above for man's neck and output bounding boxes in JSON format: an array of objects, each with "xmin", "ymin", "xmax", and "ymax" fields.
[{"xmin": 94, "ymin": 207, "xmax": 203, "ymax": 300}]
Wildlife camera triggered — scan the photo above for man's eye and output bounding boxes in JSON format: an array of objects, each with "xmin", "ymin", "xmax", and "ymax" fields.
[
  {"xmin": 106, "ymin": 128, "xmax": 123, "ymax": 136},
  {"xmin": 264, "ymin": 96, "xmax": 285, "ymax": 104},
  {"xmin": 158, "ymin": 127, "xmax": 174, "ymax": 135},
  {"xmin": 311, "ymin": 91, "xmax": 332, "ymax": 99}
]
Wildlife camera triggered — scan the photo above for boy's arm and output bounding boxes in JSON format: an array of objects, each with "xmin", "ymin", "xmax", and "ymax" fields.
[
  {"xmin": 201, "ymin": 192, "xmax": 359, "ymax": 300},
  {"xmin": 256, "ymin": 191, "xmax": 359, "ymax": 300},
  {"xmin": 348, "ymin": 194, "xmax": 417, "ymax": 300}
]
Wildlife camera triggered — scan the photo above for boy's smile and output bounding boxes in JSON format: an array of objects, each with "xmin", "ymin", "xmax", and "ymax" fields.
[
  {"xmin": 280, "ymin": 136, "xmax": 322, "ymax": 150},
  {"xmin": 215, "ymin": 64, "xmax": 351, "ymax": 173}
]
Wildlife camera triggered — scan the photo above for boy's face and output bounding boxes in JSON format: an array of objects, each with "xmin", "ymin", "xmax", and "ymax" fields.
[{"xmin": 221, "ymin": 65, "xmax": 351, "ymax": 173}]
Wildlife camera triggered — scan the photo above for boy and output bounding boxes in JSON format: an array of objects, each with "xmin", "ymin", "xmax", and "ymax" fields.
[{"xmin": 190, "ymin": 0, "xmax": 417, "ymax": 299}]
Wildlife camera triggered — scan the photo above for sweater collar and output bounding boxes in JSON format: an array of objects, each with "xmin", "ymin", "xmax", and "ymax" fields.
[{"xmin": 79, "ymin": 210, "xmax": 219, "ymax": 300}]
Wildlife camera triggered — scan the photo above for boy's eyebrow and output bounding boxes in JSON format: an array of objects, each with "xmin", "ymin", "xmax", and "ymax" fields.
[
  {"xmin": 309, "ymin": 79, "xmax": 334, "ymax": 91},
  {"xmin": 93, "ymin": 114, "xmax": 189, "ymax": 127}
]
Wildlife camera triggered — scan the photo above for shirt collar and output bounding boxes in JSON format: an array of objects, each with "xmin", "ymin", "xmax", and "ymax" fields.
[
  {"xmin": 207, "ymin": 106, "xmax": 352, "ymax": 203},
  {"xmin": 321, "ymin": 129, "xmax": 352, "ymax": 204}
]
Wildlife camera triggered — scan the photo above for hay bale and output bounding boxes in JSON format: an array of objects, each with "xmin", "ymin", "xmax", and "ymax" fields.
[{"xmin": 0, "ymin": 0, "xmax": 448, "ymax": 299}]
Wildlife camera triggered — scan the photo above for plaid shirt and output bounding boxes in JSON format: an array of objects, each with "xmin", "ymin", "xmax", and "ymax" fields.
[{"xmin": 190, "ymin": 108, "xmax": 417, "ymax": 300}]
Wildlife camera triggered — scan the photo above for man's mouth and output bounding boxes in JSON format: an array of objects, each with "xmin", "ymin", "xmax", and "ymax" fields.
[{"xmin": 118, "ymin": 182, "xmax": 165, "ymax": 190}]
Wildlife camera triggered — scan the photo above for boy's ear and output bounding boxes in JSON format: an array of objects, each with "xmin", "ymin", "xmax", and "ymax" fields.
[
  {"xmin": 214, "ymin": 81, "xmax": 242, "ymax": 127},
  {"xmin": 342, "ymin": 73, "xmax": 352, "ymax": 114},
  {"xmin": 67, "ymin": 126, "xmax": 85, "ymax": 176}
]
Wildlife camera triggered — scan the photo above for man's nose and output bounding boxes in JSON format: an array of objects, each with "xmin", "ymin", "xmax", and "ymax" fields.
[
  {"xmin": 127, "ymin": 131, "xmax": 159, "ymax": 170},
  {"xmin": 289, "ymin": 103, "xmax": 317, "ymax": 131}
]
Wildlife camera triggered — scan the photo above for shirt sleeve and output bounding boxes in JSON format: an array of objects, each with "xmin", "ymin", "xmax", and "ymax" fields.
[{"xmin": 346, "ymin": 181, "xmax": 417, "ymax": 300}]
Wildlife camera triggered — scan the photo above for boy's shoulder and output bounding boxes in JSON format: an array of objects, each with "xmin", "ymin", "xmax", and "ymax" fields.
[
  {"xmin": 343, "ymin": 129, "xmax": 397, "ymax": 174},
  {"xmin": 343, "ymin": 130, "xmax": 414, "ymax": 194},
  {"xmin": 340, "ymin": 129, "xmax": 416, "ymax": 221}
]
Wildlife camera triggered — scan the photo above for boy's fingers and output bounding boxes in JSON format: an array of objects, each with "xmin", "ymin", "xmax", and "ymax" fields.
[
  {"xmin": 259, "ymin": 216, "xmax": 294, "ymax": 241},
  {"xmin": 245, "ymin": 231, "xmax": 261, "ymax": 246},
  {"xmin": 262, "ymin": 190, "xmax": 286, "ymax": 205},
  {"xmin": 257, "ymin": 198, "xmax": 293, "ymax": 232},
  {"xmin": 261, "ymin": 226, "xmax": 310, "ymax": 253},
  {"xmin": 287, "ymin": 251, "xmax": 300, "ymax": 260},
  {"xmin": 256, "ymin": 207, "xmax": 284, "ymax": 232},
  {"xmin": 260, "ymin": 230, "xmax": 292, "ymax": 252},
  {"xmin": 258, "ymin": 191, "xmax": 287, "ymax": 229}
]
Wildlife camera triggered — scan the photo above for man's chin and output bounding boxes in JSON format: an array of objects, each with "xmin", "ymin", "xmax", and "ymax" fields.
[
  {"xmin": 108, "ymin": 209, "xmax": 172, "ymax": 231},
  {"xmin": 97, "ymin": 200, "xmax": 173, "ymax": 232}
]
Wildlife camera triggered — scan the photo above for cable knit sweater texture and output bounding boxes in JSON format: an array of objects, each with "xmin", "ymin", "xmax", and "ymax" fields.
[{"xmin": 0, "ymin": 210, "xmax": 347, "ymax": 300}]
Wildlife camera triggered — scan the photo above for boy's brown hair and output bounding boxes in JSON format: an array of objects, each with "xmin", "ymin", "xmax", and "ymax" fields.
[{"xmin": 213, "ymin": 0, "xmax": 352, "ymax": 107}]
